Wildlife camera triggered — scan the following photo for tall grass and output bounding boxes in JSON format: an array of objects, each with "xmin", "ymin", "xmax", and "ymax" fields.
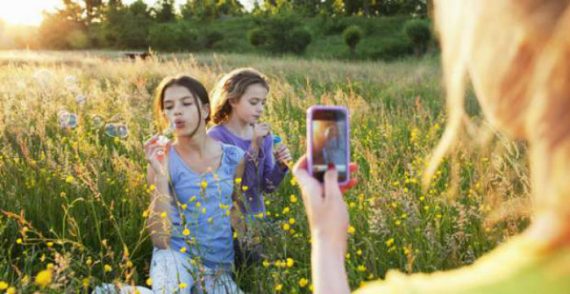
[{"xmin": 0, "ymin": 51, "xmax": 530, "ymax": 292}]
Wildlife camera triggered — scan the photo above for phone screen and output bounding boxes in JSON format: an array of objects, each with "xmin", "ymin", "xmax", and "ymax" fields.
[{"xmin": 310, "ymin": 109, "xmax": 348, "ymax": 182}]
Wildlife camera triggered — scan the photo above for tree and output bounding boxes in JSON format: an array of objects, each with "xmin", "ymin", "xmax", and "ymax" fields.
[
  {"xmin": 84, "ymin": 0, "xmax": 104, "ymax": 24},
  {"xmin": 404, "ymin": 19, "xmax": 431, "ymax": 56},
  {"xmin": 343, "ymin": 25, "xmax": 363, "ymax": 55},
  {"xmin": 101, "ymin": 0, "xmax": 152, "ymax": 48},
  {"xmin": 154, "ymin": 0, "xmax": 176, "ymax": 22}
]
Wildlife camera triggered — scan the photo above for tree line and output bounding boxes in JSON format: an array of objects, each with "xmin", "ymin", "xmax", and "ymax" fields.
[{"xmin": 2, "ymin": 0, "xmax": 433, "ymax": 53}]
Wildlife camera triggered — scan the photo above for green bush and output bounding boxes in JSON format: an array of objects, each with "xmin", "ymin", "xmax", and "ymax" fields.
[
  {"xmin": 370, "ymin": 38, "xmax": 414, "ymax": 61},
  {"xmin": 403, "ymin": 19, "xmax": 431, "ymax": 55},
  {"xmin": 251, "ymin": 13, "xmax": 312, "ymax": 55},
  {"xmin": 67, "ymin": 29, "xmax": 90, "ymax": 49},
  {"xmin": 247, "ymin": 27, "xmax": 268, "ymax": 48},
  {"xmin": 201, "ymin": 30, "xmax": 224, "ymax": 49},
  {"xmin": 289, "ymin": 27, "xmax": 312, "ymax": 54},
  {"xmin": 149, "ymin": 23, "xmax": 199, "ymax": 51},
  {"xmin": 343, "ymin": 25, "xmax": 364, "ymax": 54}
]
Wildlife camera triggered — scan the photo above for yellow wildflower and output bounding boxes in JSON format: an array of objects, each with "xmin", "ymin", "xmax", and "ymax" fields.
[
  {"xmin": 16, "ymin": 238, "xmax": 23, "ymax": 244},
  {"xmin": 234, "ymin": 178, "xmax": 242, "ymax": 184},
  {"xmin": 146, "ymin": 278, "xmax": 153, "ymax": 286},
  {"xmin": 200, "ymin": 181, "xmax": 208, "ymax": 189},
  {"xmin": 242, "ymin": 185, "xmax": 249, "ymax": 191},
  {"xmin": 357, "ymin": 264, "xmax": 367, "ymax": 272},
  {"xmin": 0, "ymin": 281, "xmax": 8, "ymax": 290},
  {"xmin": 183, "ymin": 228, "xmax": 190, "ymax": 236},
  {"xmin": 286, "ymin": 258, "xmax": 294, "ymax": 268},
  {"xmin": 299, "ymin": 278, "xmax": 309, "ymax": 288},
  {"xmin": 290, "ymin": 195, "xmax": 298, "ymax": 203},
  {"xmin": 347, "ymin": 226, "xmax": 356, "ymax": 235},
  {"xmin": 288, "ymin": 218, "xmax": 296, "ymax": 225},
  {"xmin": 7, "ymin": 287, "xmax": 16, "ymax": 294},
  {"xmin": 65, "ymin": 175, "xmax": 75, "ymax": 184},
  {"xmin": 282, "ymin": 223, "xmax": 290, "ymax": 231},
  {"xmin": 180, "ymin": 247, "xmax": 187, "ymax": 253},
  {"xmin": 82, "ymin": 277, "xmax": 90, "ymax": 288},
  {"xmin": 179, "ymin": 282, "xmax": 188, "ymax": 289},
  {"xmin": 35, "ymin": 269, "xmax": 53, "ymax": 288},
  {"xmin": 262, "ymin": 260, "xmax": 270, "ymax": 267},
  {"xmin": 275, "ymin": 284, "xmax": 283, "ymax": 292},
  {"xmin": 104, "ymin": 264, "xmax": 112, "ymax": 272}
]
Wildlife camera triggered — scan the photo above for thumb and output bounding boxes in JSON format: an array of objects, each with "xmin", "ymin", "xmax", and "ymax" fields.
[{"xmin": 324, "ymin": 166, "xmax": 341, "ymax": 201}]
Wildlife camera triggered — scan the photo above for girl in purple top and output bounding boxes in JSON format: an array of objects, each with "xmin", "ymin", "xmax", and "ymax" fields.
[{"xmin": 208, "ymin": 68, "xmax": 292, "ymax": 217}]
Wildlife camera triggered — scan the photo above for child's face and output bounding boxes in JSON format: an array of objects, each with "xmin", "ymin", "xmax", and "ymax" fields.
[
  {"xmin": 230, "ymin": 83, "xmax": 268, "ymax": 124},
  {"xmin": 163, "ymin": 85, "xmax": 208, "ymax": 137}
]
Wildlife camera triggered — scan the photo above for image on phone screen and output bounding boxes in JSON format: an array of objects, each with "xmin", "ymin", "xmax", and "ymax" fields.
[{"xmin": 311, "ymin": 110, "xmax": 348, "ymax": 182}]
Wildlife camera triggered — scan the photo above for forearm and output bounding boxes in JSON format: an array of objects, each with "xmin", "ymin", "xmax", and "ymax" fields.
[
  {"xmin": 312, "ymin": 237, "xmax": 350, "ymax": 294},
  {"xmin": 148, "ymin": 177, "xmax": 172, "ymax": 249},
  {"xmin": 263, "ymin": 163, "xmax": 287, "ymax": 192}
]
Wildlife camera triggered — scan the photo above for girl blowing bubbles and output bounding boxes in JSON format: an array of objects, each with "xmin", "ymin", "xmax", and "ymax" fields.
[
  {"xmin": 208, "ymin": 68, "xmax": 292, "ymax": 217},
  {"xmin": 144, "ymin": 75, "xmax": 245, "ymax": 293}
]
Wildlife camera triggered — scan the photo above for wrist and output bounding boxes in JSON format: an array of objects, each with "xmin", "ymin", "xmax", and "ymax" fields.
[{"xmin": 312, "ymin": 233, "xmax": 347, "ymax": 255}]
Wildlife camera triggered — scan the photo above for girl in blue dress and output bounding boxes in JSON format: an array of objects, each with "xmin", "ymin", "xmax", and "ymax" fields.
[{"xmin": 143, "ymin": 75, "xmax": 245, "ymax": 293}]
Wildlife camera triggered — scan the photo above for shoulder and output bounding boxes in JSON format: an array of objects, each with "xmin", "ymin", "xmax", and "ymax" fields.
[
  {"xmin": 207, "ymin": 125, "xmax": 225, "ymax": 139},
  {"xmin": 222, "ymin": 143, "xmax": 245, "ymax": 164}
]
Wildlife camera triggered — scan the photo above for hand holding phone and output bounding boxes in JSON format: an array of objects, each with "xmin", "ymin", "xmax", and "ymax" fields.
[{"xmin": 307, "ymin": 105, "xmax": 350, "ymax": 184}]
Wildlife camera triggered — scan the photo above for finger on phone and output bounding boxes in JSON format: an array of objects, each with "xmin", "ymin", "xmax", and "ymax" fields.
[
  {"xmin": 324, "ymin": 167, "xmax": 340, "ymax": 199},
  {"xmin": 340, "ymin": 178, "xmax": 358, "ymax": 193},
  {"xmin": 349, "ymin": 162, "xmax": 358, "ymax": 173}
]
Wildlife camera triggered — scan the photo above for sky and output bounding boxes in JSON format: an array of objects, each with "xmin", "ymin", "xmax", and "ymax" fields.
[{"xmin": 0, "ymin": 0, "xmax": 255, "ymax": 27}]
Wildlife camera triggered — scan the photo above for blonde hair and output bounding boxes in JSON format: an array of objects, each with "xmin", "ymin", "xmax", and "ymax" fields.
[
  {"xmin": 428, "ymin": 0, "xmax": 570, "ymax": 238},
  {"xmin": 210, "ymin": 68, "xmax": 269, "ymax": 125}
]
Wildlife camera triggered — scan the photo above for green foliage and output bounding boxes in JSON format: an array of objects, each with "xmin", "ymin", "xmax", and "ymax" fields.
[
  {"xmin": 149, "ymin": 23, "xmax": 199, "ymax": 51},
  {"xmin": 102, "ymin": 1, "xmax": 153, "ymax": 49},
  {"xmin": 343, "ymin": 25, "xmax": 364, "ymax": 53},
  {"xmin": 403, "ymin": 19, "xmax": 431, "ymax": 55},
  {"xmin": 289, "ymin": 27, "xmax": 312, "ymax": 54},
  {"xmin": 153, "ymin": 0, "xmax": 176, "ymax": 23},
  {"xmin": 247, "ymin": 27, "xmax": 267, "ymax": 48},
  {"xmin": 67, "ymin": 29, "xmax": 90, "ymax": 49},
  {"xmin": 201, "ymin": 29, "xmax": 224, "ymax": 49},
  {"xmin": 251, "ymin": 13, "xmax": 312, "ymax": 55}
]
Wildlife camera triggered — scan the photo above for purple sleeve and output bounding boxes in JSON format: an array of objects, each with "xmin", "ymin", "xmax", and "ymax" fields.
[{"xmin": 260, "ymin": 135, "xmax": 288, "ymax": 193}]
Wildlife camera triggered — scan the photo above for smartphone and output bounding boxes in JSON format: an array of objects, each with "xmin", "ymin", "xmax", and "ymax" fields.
[{"xmin": 307, "ymin": 105, "xmax": 350, "ymax": 184}]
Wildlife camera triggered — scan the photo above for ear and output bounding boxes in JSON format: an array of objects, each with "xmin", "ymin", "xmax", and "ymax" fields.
[
  {"xmin": 202, "ymin": 103, "xmax": 210, "ymax": 116},
  {"xmin": 228, "ymin": 98, "xmax": 239, "ymax": 107}
]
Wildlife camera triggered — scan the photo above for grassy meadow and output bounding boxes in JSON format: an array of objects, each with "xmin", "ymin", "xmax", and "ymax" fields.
[{"xmin": 0, "ymin": 51, "xmax": 530, "ymax": 293}]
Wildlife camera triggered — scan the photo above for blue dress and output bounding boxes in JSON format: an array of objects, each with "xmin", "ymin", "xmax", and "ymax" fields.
[{"xmin": 166, "ymin": 143, "xmax": 244, "ymax": 270}]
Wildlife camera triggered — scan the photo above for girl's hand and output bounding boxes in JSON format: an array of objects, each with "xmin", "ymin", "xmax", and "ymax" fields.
[
  {"xmin": 274, "ymin": 144, "xmax": 292, "ymax": 168},
  {"xmin": 144, "ymin": 135, "xmax": 170, "ymax": 177},
  {"xmin": 292, "ymin": 156, "xmax": 358, "ymax": 245},
  {"xmin": 252, "ymin": 123, "xmax": 270, "ymax": 147}
]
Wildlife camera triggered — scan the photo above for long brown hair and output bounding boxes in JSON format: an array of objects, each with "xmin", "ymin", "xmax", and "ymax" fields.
[{"xmin": 210, "ymin": 68, "xmax": 269, "ymax": 125}]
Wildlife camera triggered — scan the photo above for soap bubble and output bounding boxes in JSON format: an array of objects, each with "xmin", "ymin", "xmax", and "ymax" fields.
[
  {"xmin": 58, "ymin": 110, "xmax": 78, "ymax": 129},
  {"xmin": 104, "ymin": 123, "xmax": 128, "ymax": 139}
]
